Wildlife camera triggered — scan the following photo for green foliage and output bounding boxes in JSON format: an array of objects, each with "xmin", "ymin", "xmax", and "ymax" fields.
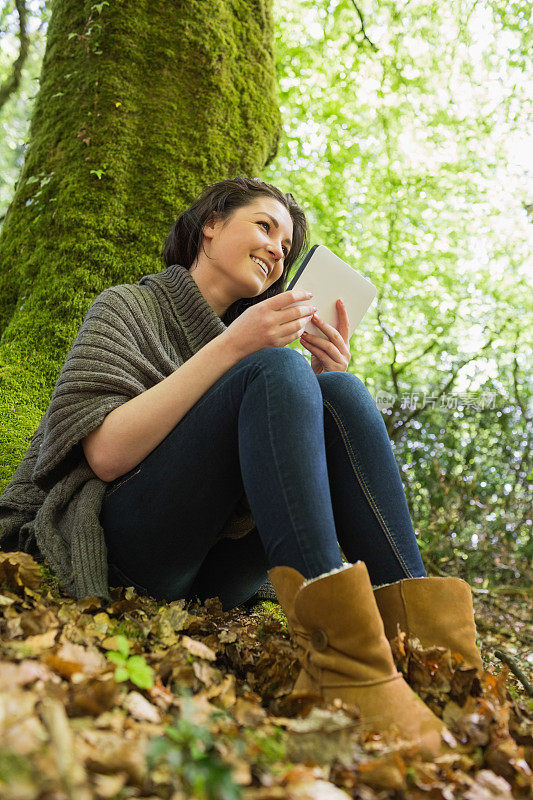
[
  {"xmin": 38, "ymin": 561, "xmax": 63, "ymax": 600},
  {"xmin": 89, "ymin": 162, "xmax": 108, "ymax": 179},
  {"xmin": 146, "ymin": 699, "xmax": 242, "ymax": 800},
  {"xmin": 263, "ymin": 0, "xmax": 532, "ymax": 581},
  {"xmin": 0, "ymin": 751, "xmax": 35, "ymax": 785},
  {"xmin": 244, "ymin": 726, "xmax": 287, "ymax": 768},
  {"xmin": 107, "ymin": 634, "xmax": 155, "ymax": 689},
  {"xmin": 0, "ymin": 1, "xmax": 50, "ymax": 214},
  {"xmin": 0, "ymin": 0, "xmax": 531, "ymax": 583},
  {"xmin": 255, "ymin": 603, "xmax": 288, "ymax": 635},
  {"xmin": 110, "ymin": 618, "xmax": 146, "ymax": 642}
]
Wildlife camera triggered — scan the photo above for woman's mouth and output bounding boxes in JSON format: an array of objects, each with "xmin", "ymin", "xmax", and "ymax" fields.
[{"xmin": 250, "ymin": 256, "xmax": 268, "ymax": 276}]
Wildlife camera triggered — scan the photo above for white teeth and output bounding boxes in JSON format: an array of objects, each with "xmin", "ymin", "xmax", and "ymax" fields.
[{"xmin": 251, "ymin": 256, "xmax": 268, "ymax": 275}]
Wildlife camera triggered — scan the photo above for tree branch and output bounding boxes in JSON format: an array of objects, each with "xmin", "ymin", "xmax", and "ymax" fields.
[
  {"xmin": 0, "ymin": 0, "xmax": 30, "ymax": 112},
  {"xmin": 388, "ymin": 322, "xmax": 510, "ymax": 439},
  {"xmin": 375, "ymin": 295, "xmax": 400, "ymax": 397},
  {"xmin": 348, "ymin": 0, "xmax": 378, "ymax": 52},
  {"xmin": 512, "ymin": 332, "xmax": 530, "ymax": 422}
]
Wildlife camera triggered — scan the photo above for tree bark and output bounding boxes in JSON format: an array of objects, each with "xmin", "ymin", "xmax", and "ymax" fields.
[{"xmin": 0, "ymin": 0, "xmax": 281, "ymax": 489}]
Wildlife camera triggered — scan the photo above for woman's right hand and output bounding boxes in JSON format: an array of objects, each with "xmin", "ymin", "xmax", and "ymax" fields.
[{"xmin": 222, "ymin": 289, "xmax": 316, "ymax": 359}]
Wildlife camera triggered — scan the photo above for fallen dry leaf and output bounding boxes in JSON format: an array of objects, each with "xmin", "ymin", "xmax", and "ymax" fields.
[
  {"xmin": 122, "ymin": 690, "xmax": 162, "ymax": 723},
  {"xmin": 0, "ymin": 552, "xmax": 531, "ymax": 800},
  {"xmin": 464, "ymin": 769, "xmax": 514, "ymax": 799},
  {"xmin": 358, "ymin": 751, "xmax": 407, "ymax": 791},
  {"xmin": 0, "ymin": 551, "xmax": 43, "ymax": 593},
  {"xmin": 181, "ymin": 634, "xmax": 217, "ymax": 660}
]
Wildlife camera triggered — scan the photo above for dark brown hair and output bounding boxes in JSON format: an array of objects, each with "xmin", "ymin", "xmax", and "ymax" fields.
[{"xmin": 160, "ymin": 176, "xmax": 309, "ymax": 325}]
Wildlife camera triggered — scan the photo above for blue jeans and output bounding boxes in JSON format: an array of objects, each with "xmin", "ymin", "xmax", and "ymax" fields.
[{"xmin": 100, "ymin": 347, "xmax": 426, "ymax": 611}]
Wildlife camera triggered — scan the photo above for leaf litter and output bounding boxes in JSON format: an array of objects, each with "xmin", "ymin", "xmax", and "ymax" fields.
[{"xmin": 0, "ymin": 551, "xmax": 531, "ymax": 799}]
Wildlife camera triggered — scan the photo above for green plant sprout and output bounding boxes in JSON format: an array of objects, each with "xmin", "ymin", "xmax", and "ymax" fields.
[{"xmin": 107, "ymin": 634, "xmax": 154, "ymax": 689}]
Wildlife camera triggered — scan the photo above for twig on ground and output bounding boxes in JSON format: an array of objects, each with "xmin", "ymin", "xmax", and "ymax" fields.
[
  {"xmin": 494, "ymin": 649, "xmax": 533, "ymax": 697},
  {"xmin": 472, "ymin": 585, "xmax": 531, "ymax": 598}
]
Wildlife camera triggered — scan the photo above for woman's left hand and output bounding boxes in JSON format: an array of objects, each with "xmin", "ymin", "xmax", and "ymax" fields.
[{"xmin": 299, "ymin": 299, "xmax": 351, "ymax": 374}]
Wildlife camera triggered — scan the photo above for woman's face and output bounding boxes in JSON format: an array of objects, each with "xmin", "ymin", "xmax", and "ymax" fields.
[{"xmin": 203, "ymin": 196, "xmax": 294, "ymax": 296}]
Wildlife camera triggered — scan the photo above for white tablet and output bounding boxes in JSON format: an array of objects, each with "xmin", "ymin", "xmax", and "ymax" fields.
[{"xmin": 286, "ymin": 244, "xmax": 377, "ymax": 342}]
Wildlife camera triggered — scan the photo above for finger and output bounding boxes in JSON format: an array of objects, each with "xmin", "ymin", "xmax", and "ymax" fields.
[
  {"xmin": 311, "ymin": 313, "xmax": 348, "ymax": 349},
  {"xmin": 301, "ymin": 338, "xmax": 349, "ymax": 373},
  {"xmin": 314, "ymin": 305, "xmax": 350, "ymax": 348},
  {"xmin": 300, "ymin": 334, "xmax": 344, "ymax": 367},
  {"xmin": 304, "ymin": 326, "xmax": 351, "ymax": 360},
  {"xmin": 275, "ymin": 289, "xmax": 314, "ymax": 310},
  {"xmin": 336, "ymin": 299, "xmax": 350, "ymax": 343}
]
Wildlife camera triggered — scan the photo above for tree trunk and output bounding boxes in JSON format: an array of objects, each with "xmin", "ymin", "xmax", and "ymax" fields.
[{"xmin": 0, "ymin": 0, "xmax": 281, "ymax": 489}]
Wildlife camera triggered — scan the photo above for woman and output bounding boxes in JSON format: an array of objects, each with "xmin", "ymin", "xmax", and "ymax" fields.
[{"xmin": 0, "ymin": 176, "xmax": 481, "ymax": 758}]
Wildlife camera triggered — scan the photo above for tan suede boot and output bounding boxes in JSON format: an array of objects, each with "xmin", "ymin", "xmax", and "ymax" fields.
[
  {"xmin": 373, "ymin": 576, "xmax": 483, "ymax": 672},
  {"xmin": 268, "ymin": 561, "xmax": 455, "ymax": 760}
]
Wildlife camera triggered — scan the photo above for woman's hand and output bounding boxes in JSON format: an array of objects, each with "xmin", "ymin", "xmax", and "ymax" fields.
[
  {"xmin": 299, "ymin": 299, "xmax": 351, "ymax": 374},
  {"xmin": 222, "ymin": 289, "xmax": 317, "ymax": 360}
]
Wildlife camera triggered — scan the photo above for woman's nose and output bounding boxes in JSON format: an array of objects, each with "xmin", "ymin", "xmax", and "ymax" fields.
[{"xmin": 268, "ymin": 242, "xmax": 284, "ymax": 261}]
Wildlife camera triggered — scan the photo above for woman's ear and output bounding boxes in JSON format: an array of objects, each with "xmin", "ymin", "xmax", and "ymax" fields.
[{"xmin": 202, "ymin": 212, "xmax": 220, "ymax": 240}]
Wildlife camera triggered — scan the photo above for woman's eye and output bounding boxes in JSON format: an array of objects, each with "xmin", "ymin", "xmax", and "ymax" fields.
[{"xmin": 258, "ymin": 221, "xmax": 288, "ymax": 257}]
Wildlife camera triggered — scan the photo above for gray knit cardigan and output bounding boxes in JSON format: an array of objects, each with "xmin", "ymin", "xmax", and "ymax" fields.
[{"xmin": 0, "ymin": 264, "xmax": 256, "ymax": 603}]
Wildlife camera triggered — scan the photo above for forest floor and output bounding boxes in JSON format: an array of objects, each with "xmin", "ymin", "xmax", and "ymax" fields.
[{"xmin": 0, "ymin": 551, "xmax": 531, "ymax": 800}]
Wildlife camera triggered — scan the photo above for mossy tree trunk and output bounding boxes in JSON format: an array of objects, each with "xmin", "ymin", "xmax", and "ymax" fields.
[{"xmin": 0, "ymin": 0, "xmax": 281, "ymax": 489}]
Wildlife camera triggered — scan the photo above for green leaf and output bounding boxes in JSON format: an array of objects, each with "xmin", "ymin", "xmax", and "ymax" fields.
[
  {"xmin": 126, "ymin": 655, "xmax": 155, "ymax": 689},
  {"xmin": 114, "ymin": 666, "xmax": 129, "ymax": 682},
  {"xmin": 107, "ymin": 651, "xmax": 126, "ymax": 666},
  {"xmin": 115, "ymin": 634, "xmax": 130, "ymax": 658}
]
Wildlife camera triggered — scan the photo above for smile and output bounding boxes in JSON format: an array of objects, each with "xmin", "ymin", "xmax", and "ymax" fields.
[{"xmin": 250, "ymin": 256, "xmax": 268, "ymax": 276}]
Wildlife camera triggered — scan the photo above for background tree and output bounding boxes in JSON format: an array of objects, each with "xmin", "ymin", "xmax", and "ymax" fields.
[
  {"xmin": 0, "ymin": 0, "xmax": 49, "ymax": 216},
  {"xmin": 260, "ymin": 0, "xmax": 532, "ymax": 585},
  {"xmin": 0, "ymin": 0, "xmax": 281, "ymax": 486}
]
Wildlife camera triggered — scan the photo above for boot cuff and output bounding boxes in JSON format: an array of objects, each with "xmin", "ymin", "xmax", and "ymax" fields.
[{"xmin": 301, "ymin": 562, "xmax": 354, "ymax": 589}]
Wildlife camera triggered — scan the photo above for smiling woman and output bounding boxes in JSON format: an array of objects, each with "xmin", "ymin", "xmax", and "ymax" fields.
[
  {"xmin": 186, "ymin": 196, "xmax": 295, "ymax": 317},
  {"xmin": 0, "ymin": 176, "xmax": 483, "ymax": 758},
  {"xmin": 161, "ymin": 176, "xmax": 308, "ymax": 325}
]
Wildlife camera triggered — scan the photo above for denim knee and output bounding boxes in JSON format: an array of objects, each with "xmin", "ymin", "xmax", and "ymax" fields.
[
  {"xmin": 239, "ymin": 346, "xmax": 317, "ymax": 382},
  {"xmin": 317, "ymin": 372, "xmax": 374, "ymax": 408}
]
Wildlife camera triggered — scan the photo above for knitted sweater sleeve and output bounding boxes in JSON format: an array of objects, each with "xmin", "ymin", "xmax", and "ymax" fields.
[{"xmin": 32, "ymin": 287, "xmax": 162, "ymax": 492}]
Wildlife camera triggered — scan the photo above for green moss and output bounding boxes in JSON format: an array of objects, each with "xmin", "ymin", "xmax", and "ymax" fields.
[
  {"xmin": 110, "ymin": 618, "xmax": 146, "ymax": 643},
  {"xmin": 39, "ymin": 561, "xmax": 65, "ymax": 600},
  {"xmin": 245, "ymin": 726, "xmax": 287, "ymax": 767},
  {"xmin": 0, "ymin": 0, "xmax": 281, "ymax": 492},
  {"xmin": 256, "ymin": 601, "xmax": 287, "ymax": 628},
  {"xmin": 0, "ymin": 751, "xmax": 36, "ymax": 786}
]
